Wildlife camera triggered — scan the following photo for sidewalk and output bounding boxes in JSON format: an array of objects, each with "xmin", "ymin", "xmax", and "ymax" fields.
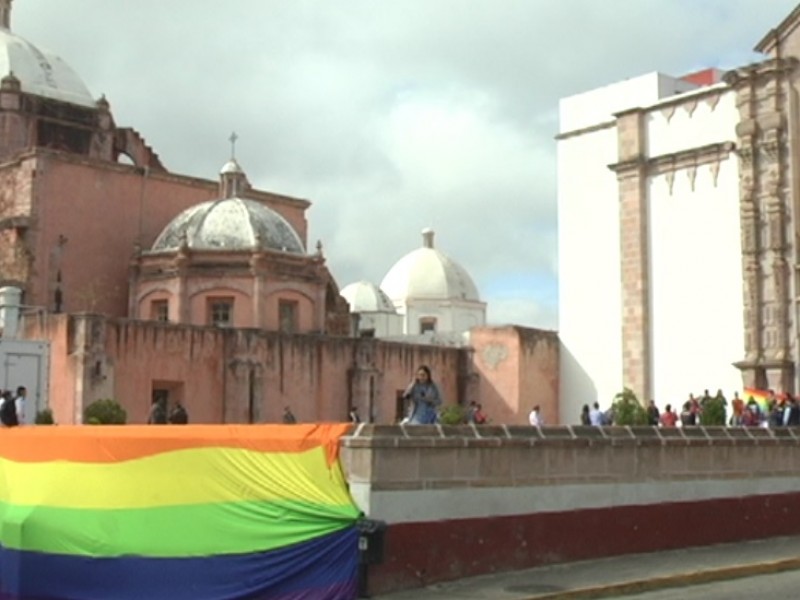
[{"xmin": 374, "ymin": 535, "xmax": 800, "ymax": 599}]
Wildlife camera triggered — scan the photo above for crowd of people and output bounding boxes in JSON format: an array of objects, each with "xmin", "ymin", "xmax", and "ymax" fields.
[{"xmin": 580, "ymin": 388, "xmax": 800, "ymax": 429}]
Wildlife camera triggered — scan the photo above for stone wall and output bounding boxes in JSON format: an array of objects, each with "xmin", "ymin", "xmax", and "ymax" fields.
[
  {"xmin": 342, "ymin": 424, "xmax": 800, "ymax": 594},
  {"xmin": 21, "ymin": 315, "xmax": 559, "ymax": 426}
]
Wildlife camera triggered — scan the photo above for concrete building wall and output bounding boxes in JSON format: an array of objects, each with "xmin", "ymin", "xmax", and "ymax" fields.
[
  {"xmin": 559, "ymin": 73, "xmax": 744, "ymax": 415},
  {"xmin": 558, "ymin": 72, "xmax": 696, "ymax": 134},
  {"xmin": 557, "ymin": 123, "xmax": 622, "ymax": 420},
  {"xmin": 647, "ymin": 107, "xmax": 744, "ymax": 404},
  {"xmin": 646, "ymin": 85, "xmax": 732, "ymax": 156}
]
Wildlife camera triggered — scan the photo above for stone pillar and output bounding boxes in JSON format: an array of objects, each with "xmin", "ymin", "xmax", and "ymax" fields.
[
  {"xmin": 610, "ymin": 108, "xmax": 651, "ymax": 402},
  {"xmin": 725, "ymin": 58, "xmax": 798, "ymax": 392},
  {"xmin": 174, "ymin": 245, "xmax": 190, "ymax": 324},
  {"xmin": 250, "ymin": 250, "xmax": 267, "ymax": 328}
]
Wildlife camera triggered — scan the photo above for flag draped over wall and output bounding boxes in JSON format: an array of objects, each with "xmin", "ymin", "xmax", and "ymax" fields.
[{"xmin": 0, "ymin": 424, "xmax": 360, "ymax": 600}]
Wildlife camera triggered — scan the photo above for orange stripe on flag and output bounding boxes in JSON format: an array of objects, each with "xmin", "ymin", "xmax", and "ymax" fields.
[{"xmin": 0, "ymin": 424, "xmax": 353, "ymax": 465}]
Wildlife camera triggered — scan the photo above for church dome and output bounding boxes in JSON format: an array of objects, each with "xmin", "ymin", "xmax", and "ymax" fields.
[
  {"xmin": 0, "ymin": 27, "xmax": 95, "ymax": 107},
  {"xmin": 380, "ymin": 229, "xmax": 480, "ymax": 302},
  {"xmin": 341, "ymin": 281, "xmax": 397, "ymax": 313},
  {"xmin": 151, "ymin": 197, "xmax": 305, "ymax": 254}
]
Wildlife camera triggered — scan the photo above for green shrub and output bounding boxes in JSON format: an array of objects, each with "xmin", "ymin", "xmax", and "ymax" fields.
[
  {"xmin": 700, "ymin": 394, "xmax": 727, "ymax": 426},
  {"xmin": 84, "ymin": 399, "xmax": 127, "ymax": 425},
  {"xmin": 611, "ymin": 388, "xmax": 649, "ymax": 426},
  {"xmin": 439, "ymin": 404, "xmax": 466, "ymax": 425},
  {"xmin": 34, "ymin": 409, "xmax": 55, "ymax": 425}
]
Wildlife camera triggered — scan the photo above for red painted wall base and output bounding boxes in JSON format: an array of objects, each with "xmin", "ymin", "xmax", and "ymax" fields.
[{"xmin": 365, "ymin": 491, "xmax": 800, "ymax": 595}]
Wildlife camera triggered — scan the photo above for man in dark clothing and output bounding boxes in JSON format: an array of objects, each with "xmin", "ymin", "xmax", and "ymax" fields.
[
  {"xmin": 147, "ymin": 398, "xmax": 167, "ymax": 425},
  {"xmin": 0, "ymin": 390, "xmax": 18, "ymax": 427},
  {"xmin": 282, "ymin": 406, "xmax": 297, "ymax": 424},
  {"xmin": 168, "ymin": 403, "xmax": 189, "ymax": 424}
]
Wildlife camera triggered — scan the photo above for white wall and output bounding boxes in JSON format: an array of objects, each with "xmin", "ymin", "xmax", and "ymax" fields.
[
  {"xmin": 557, "ymin": 124, "xmax": 622, "ymax": 423},
  {"xmin": 647, "ymin": 86, "xmax": 732, "ymax": 157},
  {"xmin": 404, "ymin": 300, "xmax": 485, "ymax": 335},
  {"xmin": 559, "ymin": 72, "xmax": 697, "ymax": 134},
  {"xmin": 647, "ymin": 91, "xmax": 744, "ymax": 407},
  {"xmin": 359, "ymin": 312, "xmax": 403, "ymax": 337}
]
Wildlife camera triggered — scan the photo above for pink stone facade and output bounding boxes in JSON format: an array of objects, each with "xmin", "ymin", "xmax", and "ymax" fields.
[
  {"xmin": 0, "ymin": 151, "xmax": 312, "ymax": 319},
  {"xmin": 470, "ymin": 326, "xmax": 559, "ymax": 424},
  {"xmin": 21, "ymin": 314, "xmax": 559, "ymax": 426}
]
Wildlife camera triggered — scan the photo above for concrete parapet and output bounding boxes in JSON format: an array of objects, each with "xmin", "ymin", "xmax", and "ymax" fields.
[{"xmin": 340, "ymin": 425, "xmax": 800, "ymax": 491}]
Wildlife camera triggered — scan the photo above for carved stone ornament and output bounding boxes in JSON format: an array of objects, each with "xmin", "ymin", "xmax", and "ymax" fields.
[
  {"xmin": 665, "ymin": 170, "xmax": 676, "ymax": 195},
  {"xmin": 710, "ymin": 160, "xmax": 721, "ymax": 187},
  {"xmin": 735, "ymin": 146, "xmax": 754, "ymax": 167},
  {"xmin": 761, "ymin": 140, "xmax": 780, "ymax": 162},
  {"xmin": 704, "ymin": 93, "xmax": 721, "ymax": 112},
  {"xmin": 687, "ymin": 165, "xmax": 698, "ymax": 191}
]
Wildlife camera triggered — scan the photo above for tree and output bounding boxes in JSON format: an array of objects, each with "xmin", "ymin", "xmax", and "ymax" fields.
[
  {"xmin": 34, "ymin": 408, "xmax": 55, "ymax": 425},
  {"xmin": 84, "ymin": 399, "xmax": 127, "ymax": 425},
  {"xmin": 439, "ymin": 404, "xmax": 466, "ymax": 425},
  {"xmin": 611, "ymin": 388, "xmax": 649, "ymax": 426},
  {"xmin": 700, "ymin": 393, "xmax": 727, "ymax": 426}
]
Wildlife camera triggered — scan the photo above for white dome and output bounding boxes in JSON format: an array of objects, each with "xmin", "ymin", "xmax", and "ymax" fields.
[
  {"xmin": 0, "ymin": 28, "xmax": 94, "ymax": 107},
  {"xmin": 380, "ymin": 229, "xmax": 480, "ymax": 302},
  {"xmin": 341, "ymin": 281, "xmax": 397, "ymax": 313},
  {"xmin": 151, "ymin": 197, "xmax": 305, "ymax": 254}
]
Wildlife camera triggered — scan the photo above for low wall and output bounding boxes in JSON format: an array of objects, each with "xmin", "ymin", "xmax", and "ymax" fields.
[{"xmin": 340, "ymin": 424, "xmax": 800, "ymax": 595}]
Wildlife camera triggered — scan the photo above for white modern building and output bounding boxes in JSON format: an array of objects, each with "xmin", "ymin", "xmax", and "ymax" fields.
[{"xmin": 558, "ymin": 67, "xmax": 748, "ymax": 422}]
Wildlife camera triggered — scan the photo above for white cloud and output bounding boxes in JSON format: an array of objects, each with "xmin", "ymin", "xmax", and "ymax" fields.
[{"xmin": 13, "ymin": 0, "xmax": 800, "ymax": 329}]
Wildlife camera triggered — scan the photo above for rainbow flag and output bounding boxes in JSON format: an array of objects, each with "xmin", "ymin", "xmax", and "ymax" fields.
[
  {"xmin": 743, "ymin": 387, "xmax": 771, "ymax": 412},
  {"xmin": 0, "ymin": 424, "xmax": 361, "ymax": 600}
]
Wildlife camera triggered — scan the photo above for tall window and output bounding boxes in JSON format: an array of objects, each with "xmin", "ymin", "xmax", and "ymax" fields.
[
  {"xmin": 151, "ymin": 300, "xmax": 169, "ymax": 322},
  {"xmin": 419, "ymin": 317, "xmax": 437, "ymax": 334},
  {"xmin": 279, "ymin": 300, "xmax": 298, "ymax": 334},
  {"xmin": 208, "ymin": 297, "xmax": 234, "ymax": 327}
]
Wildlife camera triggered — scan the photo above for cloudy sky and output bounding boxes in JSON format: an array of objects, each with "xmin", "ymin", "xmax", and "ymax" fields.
[{"xmin": 15, "ymin": 0, "xmax": 798, "ymax": 329}]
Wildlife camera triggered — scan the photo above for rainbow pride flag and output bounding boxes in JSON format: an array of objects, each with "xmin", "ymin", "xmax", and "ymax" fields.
[
  {"xmin": 743, "ymin": 387, "xmax": 772, "ymax": 412},
  {"xmin": 0, "ymin": 424, "xmax": 361, "ymax": 599}
]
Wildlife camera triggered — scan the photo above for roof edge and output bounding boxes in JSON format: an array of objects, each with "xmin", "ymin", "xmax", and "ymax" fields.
[{"xmin": 754, "ymin": 4, "xmax": 800, "ymax": 54}]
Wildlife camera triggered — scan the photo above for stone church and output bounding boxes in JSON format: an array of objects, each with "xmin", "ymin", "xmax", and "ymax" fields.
[
  {"xmin": 0, "ymin": 1, "xmax": 558, "ymax": 425},
  {"xmin": 558, "ymin": 3, "xmax": 800, "ymax": 422}
]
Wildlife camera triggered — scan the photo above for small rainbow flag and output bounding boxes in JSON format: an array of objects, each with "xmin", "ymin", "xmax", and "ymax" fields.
[
  {"xmin": 743, "ymin": 387, "xmax": 772, "ymax": 412},
  {"xmin": 0, "ymin": 424, "xmax": 361, "ymax": 599}
]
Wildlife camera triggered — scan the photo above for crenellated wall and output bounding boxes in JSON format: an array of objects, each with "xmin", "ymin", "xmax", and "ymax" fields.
[{"xmin": 341, "ymin": 424, "xmax": 800, "ymax": 595}]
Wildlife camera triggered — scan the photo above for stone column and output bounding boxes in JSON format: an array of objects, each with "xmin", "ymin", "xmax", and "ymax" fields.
[
  {"xmin": 725, "ymin": 58, "xmax": 798, "ymax": 392},
  {"xmin": 610, "ymin": 108, "xmax": 651, "ymax": 402}
]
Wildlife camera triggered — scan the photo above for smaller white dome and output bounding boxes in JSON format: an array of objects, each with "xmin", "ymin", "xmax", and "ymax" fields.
[
  {"xmin": 341, "ymin": 281, "xmax": 397, "ymax": 313},
  {"xmin": 380, "ymin": 229, "xmax": 480, "ymax": 302}
]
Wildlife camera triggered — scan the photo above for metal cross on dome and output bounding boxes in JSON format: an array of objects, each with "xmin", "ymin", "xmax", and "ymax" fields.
[{"xmin": 229, "ymin": 132, "xmax": 238, "ymax": 159}]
